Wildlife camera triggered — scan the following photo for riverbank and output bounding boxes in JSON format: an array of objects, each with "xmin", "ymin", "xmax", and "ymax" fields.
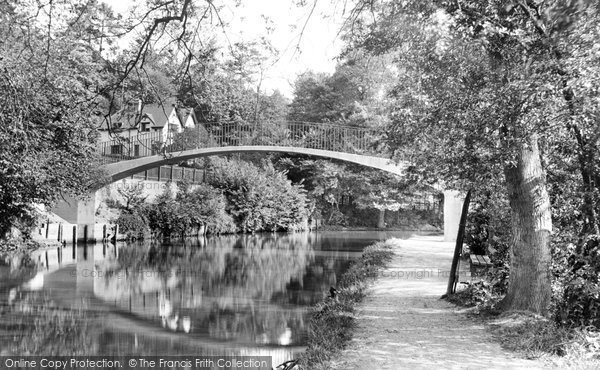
[
  {"xmin": 322, "ymin": 235, "xmax": 550, "ymax": 369},
  {"xmin": 298, "ymin": 240, "xmax": 395, "ymax": 369},
  {"xmin": 0, "ymin": 239, "xmax": 59, "ymax": 265},
  {"xmin": 315, "ymin": 225, "xmax": 440, "ymax": 232}
]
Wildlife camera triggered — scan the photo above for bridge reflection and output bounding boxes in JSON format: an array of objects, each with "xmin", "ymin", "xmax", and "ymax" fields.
[{"xmin": 1, "ymin": 232, "xmax": 382, "ymax": 362}]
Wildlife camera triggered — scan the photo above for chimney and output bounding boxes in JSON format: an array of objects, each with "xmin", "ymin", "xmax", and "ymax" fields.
[{"xmin": 137, "ymin": 98, "xmax": 142, "ymax": 115}]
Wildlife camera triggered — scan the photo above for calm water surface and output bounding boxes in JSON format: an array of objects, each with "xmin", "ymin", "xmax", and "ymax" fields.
[{"xmin": 0, "ymin": 231, "xmax": 414, "ymax": 363}]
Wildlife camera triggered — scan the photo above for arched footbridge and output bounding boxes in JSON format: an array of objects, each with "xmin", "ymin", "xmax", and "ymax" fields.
[
  {"xmin": 56, "ymin": 121, "xmax": 463, "ymax": 243},
  {"xmin": 97, "ymin": 121, "xmax": 408, "ymax": 182}
]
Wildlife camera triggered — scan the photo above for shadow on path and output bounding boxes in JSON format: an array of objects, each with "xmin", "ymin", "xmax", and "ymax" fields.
[{"xmin": 328, "ymin": 235, "xmax": 547, "ymax": 370}]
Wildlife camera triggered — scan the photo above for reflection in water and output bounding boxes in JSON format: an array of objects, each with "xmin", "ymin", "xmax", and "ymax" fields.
[{"xmin": 0, "ymin": 231, "xmax": 413, "ymax": 362}]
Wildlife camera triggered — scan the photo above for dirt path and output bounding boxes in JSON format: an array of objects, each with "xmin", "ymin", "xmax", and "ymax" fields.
[{"xmin": 327, "ymin": 235, "xmax": 548, "ymax": 370}]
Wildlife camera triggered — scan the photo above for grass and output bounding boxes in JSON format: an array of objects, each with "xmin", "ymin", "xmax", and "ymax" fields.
[
  {"xmin": 447, "ymin": 287, "xmax": 600, "ymax": 367},
  {"xmin": 298, "ymin": 241, "xmax": 394, "ymax": 369},
  {"xmin": 445, "ymin": 273, "xmax": 600, "ymax": 368},
  {"xmin": 488, "ymin": 312, "xmax": 600, "ymax": 367}
]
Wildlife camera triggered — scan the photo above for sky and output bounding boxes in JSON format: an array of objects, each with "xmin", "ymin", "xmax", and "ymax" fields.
[{"xmin": 102, "ymin": 0, "xmax": 347, "ymax": 98}]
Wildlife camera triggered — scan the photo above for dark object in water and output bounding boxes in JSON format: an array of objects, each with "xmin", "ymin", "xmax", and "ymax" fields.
[
  {"xmin": 275, "ymin": 359, "xmax": 298, "ymax": 370},
  {"xmin": 329, "ymin": 286, "xmax": 338, "ymax": 299}
]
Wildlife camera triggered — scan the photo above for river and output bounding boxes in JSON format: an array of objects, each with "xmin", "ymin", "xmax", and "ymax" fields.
[{"xmin": 0, "ymin": 231, "xmax": 414, "ymax": 365}]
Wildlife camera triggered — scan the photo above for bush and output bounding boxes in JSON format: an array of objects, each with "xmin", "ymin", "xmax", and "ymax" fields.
[
  {"xmin": 115, "ymin": 211, "xmax": 149, "ymax": 240},
  {"xmin": 143, "ymin": 189, "xmax": 181, "ymax": 239},
  {"xmin": 489, "ymin": 313, "xmax": 600, "ymax": 364},
  {"xmin": 464, "ymin": 190, "xmax": 511, "ymax": 259},
  {"xmin": 208, "ymin": 157, "xmax": 310, "ymax": 233},
  {"xmin": 177, "ymin": 183, "xmax": 237, "ymax": 235},
  {"xmin": 554, "ymin": 235, "xmax": 600, "ymax": 329},
  {"xmin": 449, "ymin": 273, "xmax": 507, "ymax": 309}
]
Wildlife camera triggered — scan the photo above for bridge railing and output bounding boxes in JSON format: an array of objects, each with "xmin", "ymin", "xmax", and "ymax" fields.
[
  {"xmin": 97, "ymin": 121, "xmax": 387, "ymax": 163},
  {"xmin": 97, "ymin": 131, "xmax": 164, "ymax": 163}
]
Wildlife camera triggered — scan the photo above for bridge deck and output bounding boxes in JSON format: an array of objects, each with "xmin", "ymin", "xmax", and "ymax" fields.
[{"xmin": 96, "ymin": 122, "xmax": 407, "ymax": 184}]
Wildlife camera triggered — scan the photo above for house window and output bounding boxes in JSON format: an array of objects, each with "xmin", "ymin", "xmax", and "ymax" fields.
[
  {"xmin": 141, "ymin": 122, "xmax": 150, "ymax": 132},
  {"xmin": 110, "ymin": 145, "xmax": 122, "ymax": 155},
  {"xmin": 134, "ymin": 144, "xmax": 140, "ymax": 157}
]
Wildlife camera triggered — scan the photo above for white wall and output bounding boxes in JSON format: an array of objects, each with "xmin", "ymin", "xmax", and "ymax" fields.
[{"xmin": 96, "ymin": 178, "xmax": 201, "ymax": 205}]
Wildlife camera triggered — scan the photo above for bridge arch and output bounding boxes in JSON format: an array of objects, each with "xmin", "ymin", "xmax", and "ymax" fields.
[
  {"xmin": 56, "ymin": 119, "xmax": 466, "ymax": 243},
  {"xmin": 101, "ymin": 145, "xmax": 408, "ymax": 185},
  {"xmin": 97, "ymin": 146, "xmax": 466, "ymax": 243}
]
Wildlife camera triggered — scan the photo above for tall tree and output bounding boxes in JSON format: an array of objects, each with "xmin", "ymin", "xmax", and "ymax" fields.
[
  {"xmin": 0, "ymin": 0, "xmax": 112, "ymax": 236},
  {"xmin": 340, "ymin": 0, "xmax": 600, "ymax": 313}
]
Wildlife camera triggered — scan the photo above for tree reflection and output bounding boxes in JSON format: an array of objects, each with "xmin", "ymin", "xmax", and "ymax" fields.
[
  {"xmin": 0, "ymin": 293, "xmax": 95, "ymax": 355},
  {"xmin": 0, "ymin": 232, "xmax": 379, "ymax": 355},
  {"xmin": 96, "ymin": 233, "xmax": 370, "ymax": 345}
]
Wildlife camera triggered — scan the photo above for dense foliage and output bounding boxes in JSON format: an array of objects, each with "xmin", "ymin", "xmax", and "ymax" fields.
[
  {"xmin": 0, "ymin": 0, "xmax": 110, "ymax": 237},
  {"xmin": 554, "ymin": 235, "xmax": 600, "ymax": 329},
  {"xmin": 331, "ymin": 0, "xmax": 600, "ymax": 323},
  {"xmin": 113, "ymin": 157, "xmax": 310, "ymax": 238},
  {"xmin": 208, "ymin": 157, "xmax": 310, "ymax": 233}
]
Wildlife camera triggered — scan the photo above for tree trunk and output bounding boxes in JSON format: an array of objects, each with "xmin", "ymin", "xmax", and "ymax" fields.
[
  {"xmin": 498, "ymin": 135, "xmax": 552, "ymax": 314},
  {"xmin": 377, "ymin": 208, "xmax": 386, "ymax": 229}
]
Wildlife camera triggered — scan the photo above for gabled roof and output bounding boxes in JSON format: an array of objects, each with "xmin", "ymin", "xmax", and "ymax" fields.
[
  {"xmin": 105, "ymin": 98, "xmax": 181, "ymax": 130},
  {"xmin": 105, "ymin": 109, "xmax": 138, "ymax": 130},
  {"xmin": 140, "ymin": 99, "xmax": 178, "ymax": 128},
  {"xmin": 176, "ymin": 107, "xmax": 198, "ymax": 127}
]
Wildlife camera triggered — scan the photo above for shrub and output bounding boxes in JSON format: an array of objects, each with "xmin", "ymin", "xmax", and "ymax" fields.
[
  {"xmin": 464, "ymin": 191, "xmax": 511, "ymax": 259},
  {"xmin": 208, "ymin": 157, "xmax": 310, "ymax": 233},
  {"xmin": 115, "ymin": 211, "xmax": 149, "ymax": 240},
  {"xmin": 144, "ymin": 189, "xmax": 181, "ymax": 239},
  {"xmin": 554, "ymin": 235, "xmax": 600, "ymax": 329},
  {"xmin": 177, "ymin": 183, "xmax": 236, "ymax": 235}
]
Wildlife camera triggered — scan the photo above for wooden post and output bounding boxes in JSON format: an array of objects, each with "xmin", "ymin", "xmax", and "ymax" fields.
[
  {"xmin": 72, "ymin": 234, "xmax": 77, "ymax": 260},
  {"xmin": 113, "ymin": 224, "xmax": 119, "ymax": 243},
  {"xmin": 445, "ymin": 189, "xmax": 472, "ymax": 296},
  {"xmin": 83, "ymin": 224, "xmax": 88, "ymax": 244}
]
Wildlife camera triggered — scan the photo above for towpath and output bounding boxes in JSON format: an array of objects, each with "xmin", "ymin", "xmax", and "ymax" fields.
[{"xmin": 327, "ymin": 235, "xmax": 547, "ymax": 370}]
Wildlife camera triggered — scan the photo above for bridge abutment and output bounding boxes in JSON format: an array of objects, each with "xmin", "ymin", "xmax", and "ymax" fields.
[
  {"xmin": 443, "ymin": 190, "xmax": 466, "ymax": 242},
  {"xmin": 52, "ymin": 195, "xmax": 100, "ymax": 242}
]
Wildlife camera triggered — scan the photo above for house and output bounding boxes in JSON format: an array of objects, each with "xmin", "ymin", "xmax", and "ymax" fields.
[
  {"xmin": 98, "ymin": 98, "xmax": 201, "ymax": 159},
  {"xmin": 99, "ymin": 98, "xmax": 198, "ymax": 141}
]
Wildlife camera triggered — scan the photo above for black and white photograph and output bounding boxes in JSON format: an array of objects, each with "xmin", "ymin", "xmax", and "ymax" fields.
[{"xmin": 1, "ymin": 1, "xmax": 599, "ymax": 369}]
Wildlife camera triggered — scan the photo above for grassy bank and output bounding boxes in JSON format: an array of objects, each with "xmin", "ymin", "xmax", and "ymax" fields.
[
  {"xmin": 446, "ymin": 290, "xmax": 600, "ymax": 367},
  {"xmin": 0, "ymin": 239, "xmax": 50, "ymax": 254},
  {"xmin": 298, "ymin": 240, "xmax": 394, "ymax": 369},
  {"xmin": 488, "ymin": 313, "xmax": 600, "ymax": 367}
]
